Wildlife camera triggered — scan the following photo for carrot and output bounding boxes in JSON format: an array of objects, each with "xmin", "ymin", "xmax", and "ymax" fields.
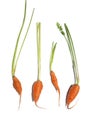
[
  {"xmin": 50, "ymin": 71, "xmax": 60, "ymax": 106},
  {"xmin": 31, "ymin": 23, "xmax": 43, "ymax": 108},
  {"xmin": 32, "ymin": 80, "xmax": 43, "ymax": 107},
  {"xmin": 50, "ymin": 71, "xmax": 60, "ymax": 94},
  {"xmin": 57, "ymin": 22, "xmax": 80, "ymax": 109},
  {"xmin": 12, "ymin": 76, "xmax": 22, "ymax": 109},
  {"xmin": 66, "ymin": 84, "xmax": 80, "ymax": 109},
  {"xmin": 11, "ymin": 0, "xmax": 35, "ymax": 109},
  {"xmin": 49, "ymin": 42, "xmax": 60, "ymax": 106},
  {"xmin": 13, "ymin": 76, "xmax": 22, "ymax": 95}
]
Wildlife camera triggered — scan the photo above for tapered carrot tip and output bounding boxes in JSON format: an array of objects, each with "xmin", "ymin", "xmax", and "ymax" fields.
[
  {"xmin": 12, "ymin": 76, "xmax": 22, "ymax": 109},
  {"xmin": 50, "ymin": 70, "xmax": 60, "ymax": 106},
  {"xmin": 66, "ymin": 84, "xmax": 80, "ymax": 109},
  {"xmin": 32, "ymin": 80, "xmax": 43, "ymax": 108}
]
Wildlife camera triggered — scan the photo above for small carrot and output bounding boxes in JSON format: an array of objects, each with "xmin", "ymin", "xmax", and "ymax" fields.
[
  {"xmin": 57, "ymin": 23, "xmax": 80, "ymax": 109},
  {"xmin": 32, "ymin": 80, "xmax": 43, "ymax": 107},
  {"xmin": 50, "ymin": 71, "xmax": 60, "ymax": 105},
  {"xmin": 49, "ymin": 42, "xmax": 60, "ymax": 106},
  {"xmin": 31, "ymin": 23, "xmax": 43, "ymax": 108},
  {"xmin": 12, "ymin": 76, "xmax": 22, "ymax": 109},
  {"xmin": 11, "ymin": 0, "xmax": 35, "ymax": 109},
  {"xmin": 66, "ymin": 84, "xmax": 80, "ymax": 109}
]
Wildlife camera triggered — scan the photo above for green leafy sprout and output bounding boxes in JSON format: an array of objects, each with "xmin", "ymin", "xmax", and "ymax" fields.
[
  {"xmin": 49, "ymin": 42, "xmax": 57, "ymax": 71},
  {"xmin": 56, "ymin": 22, "xmax": 79, "ymax": 84},
  {"xmin": 36, "ymin": 22, "xmax": 41, "ymax": 80},
  {"xmin": 12, "ymin": 0, "xmax": 35, "ymax": 76}
]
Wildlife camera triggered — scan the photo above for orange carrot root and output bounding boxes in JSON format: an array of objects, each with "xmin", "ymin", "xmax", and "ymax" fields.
[
  {"xmin": 13, "ymin": 76, "xmax": 22, "ymax": 95},
  {"xmin": 66, "ymin": 84, "xmax": 80, "ymax": 109},
  {"xmin": 13, "ymin": 76, "xmax": 22, "ymax": 109},
  {"xmin": 32, "ymin": 80, "xmax": 43, "ymax": 108},
  {"xmin": 50, "ymin": 70, "xmax": 60, "ymax": 106}
]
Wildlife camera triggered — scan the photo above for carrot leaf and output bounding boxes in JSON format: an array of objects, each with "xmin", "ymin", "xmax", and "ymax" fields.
[
  {"xmin": 64, "ymin": 23, "xmax": 79, "ymax": 84},
  {"xmin": 56, "ymin": 22, "xmax": 65, "ymax": 36},
  {"xmin": 36, "ymin": 23, "xmax": 41, "ymax": 80},
  {"xmin": 56, "ymin": 22, "xmax": 79, "ymax": 84},
  {"xmin": 12, "ymin": 0, "xmax": 27, "ymax": 76},
  {"xmin": 11, "ymin": 0, "xmax": 35, "ymax": 77},
  {"xmin": 14, "ymin": 8, "xmax": 35, "ymax": 75},
  {"xmin": 49, "ymin": 42, "xmax": 57, "ymax": 71}
]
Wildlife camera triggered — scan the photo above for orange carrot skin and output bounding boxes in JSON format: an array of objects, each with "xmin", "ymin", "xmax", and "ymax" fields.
[
  {"xmin": 32, "ymin": 80, "xmax": 43, "ymax": 103},
  {"xmin": 66, "ymin": 84, "xmax": 80, "ymax": 108},
  {"xmin": 50, "ymin": 70, "xmax": 60, "ymax": 94},
  {"xmin": 13, "ymin": 76, "xmax": 22, "ymax": 95}
]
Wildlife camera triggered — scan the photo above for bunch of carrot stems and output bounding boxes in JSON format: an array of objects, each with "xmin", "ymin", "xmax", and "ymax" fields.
[{"xmin": 11, "ymin": 0, "xmax": 80, "ymax": 109}]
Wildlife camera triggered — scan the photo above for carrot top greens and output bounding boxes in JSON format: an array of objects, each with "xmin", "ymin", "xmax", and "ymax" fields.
[
  {"xmin": 56, "ymin": 23, "xmax": 79, "ymax": 84},
  {"xmin": 36, "ymin": 23, "xmax": 41, "ymax": 80},
  {"xmin": 49, "ymin": 42, "xmax": 57, "ymax": 71},
  {"xmin": 12, "ymin": 0, "xmax": 35, "ymax": 76}
]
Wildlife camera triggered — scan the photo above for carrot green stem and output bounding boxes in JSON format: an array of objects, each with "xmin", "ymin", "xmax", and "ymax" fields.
[
  {"xmin": 12, "ymin": 0, "xmax": 27, "ymax": 76},
  {"xmin": 14, "ymin": 8, "xmax": 35, "ymax": 74},
  {"xmin": 36, "ymin": 23, "xmax": 41, "ymax": 80},
  {"xmin": 11, "ymin": 0, "xmax": 35, "ymax": 77},
  {"xmin": 49, "ymin": 42, "xmax": 57, "ymax": 71},
  {"xmin": 56, "ymin": 22, "xmax": 79, "ymax": 84},
  {"xmin": 64, "ymin": 23, "xmax": 79, "ymax": 84}
]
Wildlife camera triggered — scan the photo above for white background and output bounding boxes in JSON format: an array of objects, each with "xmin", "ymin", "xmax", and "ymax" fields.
[{"xmin": 0, "ymin": 0, "xmax": 98, "ymax": 129}]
